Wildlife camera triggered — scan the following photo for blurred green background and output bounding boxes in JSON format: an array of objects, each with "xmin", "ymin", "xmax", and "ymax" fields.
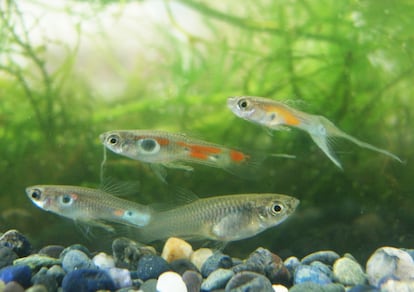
[{"xmin": 1, "ymin": 0, "xmax": 413, "ymax": 262}]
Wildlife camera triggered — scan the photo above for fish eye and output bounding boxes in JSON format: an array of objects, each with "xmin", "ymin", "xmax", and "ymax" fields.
[
  {"xmin": 237, "ymin": 98, "xmax": 249, "ymax": 110},
  {"xmin": 318, "ymin": 125, "xmax": 326, "ymax": 135},
  {"xmin": 107, "ymin": 134, "xmax": 120, "ymax": 145},
  {"xmin": 30, "ymin": 189, "xmax": 42, "ymax": 200},
  {"xmin": 59, "ymin": 194, "xmax": 73, "ymax": 205},
  {"xmin": 138, "ymin": 138, "xmax": 160, "ymax": 154},
  {"xmin": 125, "ymin": 210, "xmax": 133, "ymax": 217},
  {"xmin": 271, "ymin": 203, "xmax": 283, "ymax": 214}
]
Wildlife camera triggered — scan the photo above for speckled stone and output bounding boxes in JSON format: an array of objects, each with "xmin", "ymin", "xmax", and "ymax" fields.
[
  {"xmin": 233, "ymin": 247, "xmax": 290, "ymax": 285},
  {"xmin": 59, "ymin": 244, "xmax": 92, "ymax": 259},
  {"xmin": 301, "ymin": 250, "xmax": 340, "ymax": 265},
  {"xmin": 289, "ymin": 282, "xmax": 345, "ymax": 292},
  {"xmin": 13, "ymin": 254, "xmax": 61, "ymax": 269},
  {"xmin": 0, "ymin": 230, "xmax": 32, "ymax": 257},
  {"xmin": 366, "ymin": 247, "xmax": 414, "ymax": 287},
  {"xmin": 112, "ymin": 237, "xmax": 156, "ymax": 270},
  {"xmin": 201, "ymin": 251, "xmax": 233, "ymax": 278},
  {"xmin": 170, "ymin": 259, "xmax": 199, "ymax": 275},
  {"xmin": 225, "ymin": 271, "xmax": 273, "ymax": 292},
  {"xmin": 191, "ymin": 248, "xmax": 213, "ymax": 272},
  {"xmin": 136, "ymin": 254, "xmax": 170, "ymax": 281},
  {"xmin": 61, "ymin": 249, "xmax": 96, "ymax": 272},
  {"xmin": 0, "ymin": 247, "xmax": 18, "ymax": 269},
  {"xmin": 156, "ymin": 271, "xmax": 187, "ymax": 292},
  {"xmin": 201, "ymin": 268, "xmax": 234, "ymax": 291},
  {"xmin": 38, "ymin": 245, "xmax": 65, "ymax": 259},
  {"xmin": 161, "ymin": 237, "xmax": 193, "ymax": 263},
  {"xmin": 182, "ymin": 270, "xmax": 202, "ymax": 292},
  {"xmin": 333, "ymin": 256, "xmax": 366, "ymax": 286},
  {"xmin": 294, "ymin": 264, "xmax": 333, "ymax": 285},
  {"xmin": 93, "ymin": 252, "xmax": 115, "ymax": 269}
]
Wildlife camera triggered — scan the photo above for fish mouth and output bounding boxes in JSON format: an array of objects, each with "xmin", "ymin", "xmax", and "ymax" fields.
[
  {"xmin": 226, "ymin": 97, "xmax": 237, "ymax": 109},
  {"xmin": 99, "ymin": 133, "xmax": 106, "ymax": 143}
]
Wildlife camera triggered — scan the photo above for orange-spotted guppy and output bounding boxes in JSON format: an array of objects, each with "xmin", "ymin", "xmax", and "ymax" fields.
[
  {"xmin": 26, "ymin": 185, "xmax": 152, "ymax": 231},
  {"xmin": 100, "ymin": 129, "xmax": 293, "ymax": 179},
  {"xmin": 227, "ymin": 96, "xmax": 403, "ymax": 169}
]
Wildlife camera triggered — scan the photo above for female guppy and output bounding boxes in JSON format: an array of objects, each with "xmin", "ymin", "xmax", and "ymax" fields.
[
  {"xmin": 100, "ymin": 130, "xmax": 288, "ymax": 178},
  {"xmin": 26, "ymin": 185, "xmax": 152, "ymax": 231},
  {"xmin": 136, "ymin": 193, "xmax": 299, "ymax": 242},
  {"xmin": 227, "ymin": 96, "xmax": 402, "ymax": 169}
]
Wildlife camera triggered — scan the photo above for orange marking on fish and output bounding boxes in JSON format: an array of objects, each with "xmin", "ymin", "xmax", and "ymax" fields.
[
  {"xmin": 113, "ymin": 209, "xmax": 125, "ymax": 217},
  {"xmin": 230, "ymin": 150, "xmax": 247, "ymax": 162},
  {"xmin": 155, "ymin": 137, "xmax": 170, "ymax": 146},
  {"xmin": 264, "ymin": 105, "xmax": 301, "ymax": 126},
  {"xmin": 189, "ymin": 151, "xmax": 209, "ymax": 160},
  {"xmin": 70, "ymin": 193, "xmax": 78, "ymax": 200},
  {"xmin": 177, "ymin": 142, "xmax": 222, "ymax": 154}
]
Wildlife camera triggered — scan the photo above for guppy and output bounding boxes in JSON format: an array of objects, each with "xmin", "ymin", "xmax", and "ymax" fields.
[
  {"xmin": 227, "ymin": 96, "xmax": 403, "ymax": 169},
  {"xmin": 100, "ymin": 130, "xmax": 275, "ymax": 178},
  {"xmin": 26, "ymin": 185, "xmax": 152, "ymax": 231},
  {"xmin": 136, "ymin": 193, "xmax": 299, "ymax": 242}
]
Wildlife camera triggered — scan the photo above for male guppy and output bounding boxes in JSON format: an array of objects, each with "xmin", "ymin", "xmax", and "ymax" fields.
[
  {"xmin": 100, "ymin": 130, "xmax": 291, "ymax": 178},
  {"xmin": 26, "ymin": 185, "xmax": 152, "ymax": 231},
  {"xmin": 227, "ymin": 96, "xmax": 402, "ymax": 169},
  {"xmin": 136, "ymin": 193, "xmax": 299, "ymax": 242}
]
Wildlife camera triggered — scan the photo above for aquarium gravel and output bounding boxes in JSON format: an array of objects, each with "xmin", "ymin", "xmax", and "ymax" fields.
[{"xmin": 1, "ymin": 229, "xmax": 413, "ymax": 292}]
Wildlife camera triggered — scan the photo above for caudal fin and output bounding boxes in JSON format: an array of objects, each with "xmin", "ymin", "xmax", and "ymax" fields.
[{"xmin": 308, "ymin": 133, "xmax": 343, "ymax": 170}]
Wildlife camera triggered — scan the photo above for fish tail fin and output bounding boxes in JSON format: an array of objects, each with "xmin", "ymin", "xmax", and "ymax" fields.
[
  {"xmin": 309, "ymin": 133, "xmax": 343, "ymax": 170},
  {"xmin": 335, "ymin": 131, "xmax": 404, "ymax": 164}
]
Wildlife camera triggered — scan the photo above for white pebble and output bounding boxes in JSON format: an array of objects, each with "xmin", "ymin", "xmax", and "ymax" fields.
[
  {"xmin": 92, "ymin": 252, "xmax": 115, "ymax": 269},
  {"xmin": 273, "ymin": 284, "xmax": 288, "ymax": 292},
  {"xmin": 157, "ymin": 271, "xmax": 188, "ymax": 292},
  {"xmin": 190, "ymin": 248, "xmax": 213, "ymax": 271},
  {"xmin": 107, "ymin": 267, "xmax": 132, "ymax": 288},
  {"xmin": 161, "ymin": 237, "xmax": 193, "ymax": 263}
]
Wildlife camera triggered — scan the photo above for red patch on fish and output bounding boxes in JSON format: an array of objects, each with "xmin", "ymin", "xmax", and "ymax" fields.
[
  {"xmin": 230, "ymin": 150, "xmax": 247, "ymax": 163},
  {"xmin": 177, "ymin": 142, "xmax": 222, "ymax": 160},
  {"xmin": 155, "ymin": 137, "xmax": 170, "ymax": 146},
  {"xmin": 264, "ymin": 105, "xmax": 301, "ymax": 126},
  {"xmin": 113, "ymin": 209, "xmax": 125, "ymax": 217}
]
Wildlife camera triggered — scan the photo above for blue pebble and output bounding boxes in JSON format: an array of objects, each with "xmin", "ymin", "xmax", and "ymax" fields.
[
  {"xmin": 201, "ymin": 268, "xmax": 234, "ymax": 291},
  {"xmin": 301, "ymin": 250, "xmax": 340, "ymax": 265},
  {"xmin": 310, "ymin": 261, "xmax": 334, "ymax": 279},
  {"xmin": 0, "ymin": 265, "xmax": 32, "ymax": 288},
  {"xmin": 136, "ymin": 254, "xmax": 170, "ymax": 281},
  {"xmin": 62, "ymin": 269, "xmax": 116, "ymax": 292},
  {"xmin": 347, "ymin": 284, "xmax": 381, "ymax": 292},
  {"xmin": 201, "ymin": 251, "xmax": 233, "ymax": 278},
  {"xmin": 294, "ymin": 264, "xmax": 333, "ymax": 285},
  {"xmin": 62, "ymin": 249, "xmax": 96, "ymax": 273},
  {"xmin": 225, "ymin": 271, "xmax": 273, "ymax": 292},
  {"xmin": 284, "ymin": 256, "xmax": 300, "ymax": 274}
]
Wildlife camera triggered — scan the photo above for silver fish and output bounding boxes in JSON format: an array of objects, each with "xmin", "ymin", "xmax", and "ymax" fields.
[
  {"xmin": 228, "ymin": 96, "xmax": 403, "ymax": 169},
  {"xmin": 136, "ymin": 193, "xmax": 299, "ymax": 242},
  {"xmin": 26, "ymin": 185, "xmax": 152, "ymax": 231}
]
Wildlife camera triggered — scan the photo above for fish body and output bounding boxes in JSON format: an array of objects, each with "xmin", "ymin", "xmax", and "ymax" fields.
[
  {"xmin": 100, "ymin": 130, "xmax": 265, "ymax": 178},
  {"xmin": 136, "ymin": 193, "xmax": 299, "ymax": 242},
  {"xmin": 227, "ymin": 96, "xmax": 402, "ymax": 169},
  {"xmin": 26, "ymin": 185, "xmax": 152, "ymax": 231}
]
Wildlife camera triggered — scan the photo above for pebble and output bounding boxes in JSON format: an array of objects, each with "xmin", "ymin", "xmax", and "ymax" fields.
[
  {"xmin": 112, "ymin": 237, "xmax": 156, "ymax": 270},
  {"xmin": 93, "ymin": 252, "xmax": 115, "ymax": 269},
  {"xmin": 201, "ymin": 251, "xmax": 233, "ymax": 278},
  {"xmin": 140, "ymin": 278, "xmax": 157, "ymax": 292},
  {"xmin": 59, "ymin": 244, "xmax": 91, "ymax": 259},
  {"xmin": 333, "ymin": 256, "xmax": 366, "ymax": 286},
  {"xmin": 170, "ymin": 259, "xmax": 199, "ymax": 275},
  {"xmin": 161, "ymin": 237, "xmax": 193, "ymax": 263},
  {"xmin": 3, "ymin": 281, "xmax": 25, "ymax": 292},
  {"xmin": 225, "ymin": 271, "xmax": 274, "ymax": 292},
  {"xmin": 294, "ymin": 264, "xmax": 333, "ymax": 285},
  {"xmin": 190, "ymin": 248, "xmax": 213, "ymax": 271},
  {"xmin": 61, "ymin": 249, "xmax": 96, "ymax": 272},
  {"xmin": 26, "ymin": 284, "xmax": 48, "ymax": 292},
  {"xmin": 182, "ymin": 270, "xmax": 202, "ymax": 292},
  {"xmin": 301, "ymin": 250, "xmax": 340, "ymax": 265},
  {"xmin": 272, "ymin": 284, "xmax": 288, "ymax": 292},
  {"xmin": 38, "ymin": 245, "xmax": 65, "ymax": 258},
  {"xmin": 136, "ymin": 254, "xmax": 170, "ymax": 281},
  {"xmin": 380, "ymin": 278, "xmax": 414, "ymax": 292},
  {"xmin": 107, "ymin": 267, "xmax": 132, "ymax": 288},
  {"xmin": 156, "ymin": 271, "xmax": 188, "ymax": 292},
  {"xmin": 0, "ymin": 230, "xmax": 32, "ymax": 257},
  {"xmin": 46, "ymin": 265, "xmax": 65, "ymax": 285},
  {"xmin": 13, "ymin": 254, "xmax": 61, "ymax": 269},
  {"xmin": 289, "ymin": 282, "xmax": 345, "ymax": 292},
  {"xmin": 201, "ymin": 268, "xmax": 234, "ymax": 291},
  {"xmin": 233, "ymin": 247, "xmax": 290, "ymax": 285},
  {"xmin": 366, "ymin": 246, "xmax": 414, "ymax": 287},
  {"xmin": 31, "ymin": 267, "xmax": 58, "ymax": 292},
  {"xmin": 62, "ymin": 269, "xmax": 116, "ymax": 292},
  {"xmin": 347, "ymin": 285, "xmax": 380, "ymax": 292},
  {"xmin": 284, "ymin": 256, "xmax": 300, "ymax": 275},
  {"xmin": 0, "ymin": 265, "xmax": 32, "ymax": 287},
  {"xmin": 0, "ymin": 247, "xmax": 18, "ymax": 269}
]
